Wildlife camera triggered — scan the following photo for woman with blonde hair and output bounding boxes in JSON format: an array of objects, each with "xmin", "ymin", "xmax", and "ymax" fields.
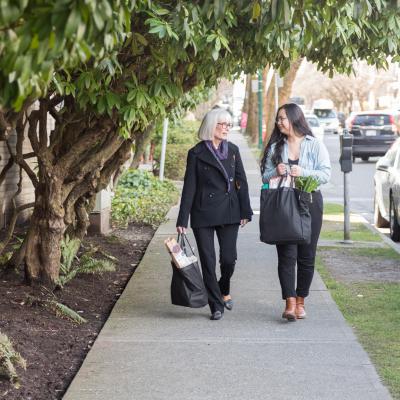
[{"xmin": 177, "ymin": 108, "xmax": 253, "ymax": 320}]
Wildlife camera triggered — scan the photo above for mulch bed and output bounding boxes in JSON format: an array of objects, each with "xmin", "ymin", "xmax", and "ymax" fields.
[{"xmin": 0, "ymin": 223, "xmax": 154, "ymax": 400}]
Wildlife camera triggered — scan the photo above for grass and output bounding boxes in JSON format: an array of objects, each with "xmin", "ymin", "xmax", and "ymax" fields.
[
  {"xmin": 316, "ymin": 255, "xmax": 400, "ymax": 399},
  {"xmin": 348, "ymin": 247, "xmax": 400, "ymax": 260},
  {"xmin": 324, "ymin": 203, "xmax": 344, "ymax": 215},
  {"xmin": 320, "ymin": 221, "xmax": 381, "ymax": 242}
]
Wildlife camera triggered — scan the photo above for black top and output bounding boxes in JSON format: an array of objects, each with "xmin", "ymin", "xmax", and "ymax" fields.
[
  {"xmin": 288, "ymin": 158, "xmax": 299, "ymax": 166},
  {"xmin": 176, "ymin": 141, "xmax": 253, "ymax": 228}
]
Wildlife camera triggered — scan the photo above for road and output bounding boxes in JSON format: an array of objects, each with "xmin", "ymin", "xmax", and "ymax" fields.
[{"xmin": 321, "ymin": 131, "xmax": 376, "ymax": 220}]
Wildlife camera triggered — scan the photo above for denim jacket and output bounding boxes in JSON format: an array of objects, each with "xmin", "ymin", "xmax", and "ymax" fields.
[{"xmin": 262, "ymin": 135, "xmax": 331, "ymax": 186}]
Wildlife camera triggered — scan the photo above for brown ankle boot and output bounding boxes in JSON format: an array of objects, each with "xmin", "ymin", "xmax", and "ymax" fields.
[
  {"xmin": 282, "ymin": 297, "xmax": 296, "ymax": 321},
  {"xmin": 296, "ymin": 296, "xmax": 306, "ymax": 319}
]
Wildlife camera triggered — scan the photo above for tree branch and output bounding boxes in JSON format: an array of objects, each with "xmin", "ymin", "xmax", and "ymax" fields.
[
  {"xmin": 0, "ymin": 165, "xmax": 34, "ymax": 257},
  {"xmin": 13, "ymin": 126, "xmax": 39, "ymax": 188},
  {"xmin": 27, "ymin": 110, "xmax": 40, "ymax": 153},
  {"xmin": 0, "ymin": 157, "xmax": 14, "ymax": 187},
  {"xmin": 55, "ymin": 119, "xmax": 116, "ymax": 173}
]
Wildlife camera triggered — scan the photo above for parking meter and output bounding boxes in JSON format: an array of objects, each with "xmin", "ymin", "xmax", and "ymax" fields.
[{"xmin": 339, "ymin": 129, "xmax": 353, "ymax": 173}]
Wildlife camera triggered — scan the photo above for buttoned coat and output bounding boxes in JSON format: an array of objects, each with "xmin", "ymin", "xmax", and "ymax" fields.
[{"xmin": 177, "ymin": 141, "xmax": 253, "ymax": 228}]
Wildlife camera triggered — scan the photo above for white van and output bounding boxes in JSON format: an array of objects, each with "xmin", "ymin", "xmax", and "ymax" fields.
[{"xmin": 312, "ymin": 99, "xmax": 340, "ymax": 134}]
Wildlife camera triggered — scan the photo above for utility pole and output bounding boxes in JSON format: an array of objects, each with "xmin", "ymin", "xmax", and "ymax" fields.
[{"xmin": 159, "ymin": 118, "xmax": 169, "ymax": 181}]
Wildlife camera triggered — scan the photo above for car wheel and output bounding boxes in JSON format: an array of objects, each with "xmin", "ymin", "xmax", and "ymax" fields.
[
  {"xmin": 374, "ymin": 194, "xmax": 389, "ymax": 228},
  {"xmin": 361, "ymin": 156, "xmax": 369, "ymax": 161},
  {"xmin": 389, "ymin": 196, "xmax": 400, "ymax": 241}
]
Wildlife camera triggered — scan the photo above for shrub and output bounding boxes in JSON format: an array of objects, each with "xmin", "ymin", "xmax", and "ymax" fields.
[
  {"xmin": 0, "ymin": 332, "xmax": 26, "ymax": 388},
  {"xmin": 152, "ymin": 120, "xmax": 199, "ymax": 146},
  {"xmin": 58, "ymin": 236, "xmax": 116, "ymax": 288},
  {"xmin": 112, "ymin": 169, "xmax": 179, "ymax": 227}
]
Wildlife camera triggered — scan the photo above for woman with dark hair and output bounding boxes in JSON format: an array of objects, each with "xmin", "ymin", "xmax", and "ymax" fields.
[
  {"xmin": 261, "ymin": 103, "xmax": 331, "ymax": 321},
  {"xmin": 177, "ymin": 108, "xmax": 253, "ymax": 321}
]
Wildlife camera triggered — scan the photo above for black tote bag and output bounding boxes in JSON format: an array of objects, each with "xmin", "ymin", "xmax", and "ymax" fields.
[
  {"xmin": 170, "ymin": 234, "xmax": 208, "ymax": 308},
  {"xmin": 259, "ymin": 177, "xmax": 312, "ymax": 245}
]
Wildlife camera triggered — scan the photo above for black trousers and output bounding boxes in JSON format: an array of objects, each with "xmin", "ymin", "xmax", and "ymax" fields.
[
  {"xmin": 192, "ymin": 224, "xmax": 239, "ymax": 313},
  {"xmin": 276, "ymin": 191, "xmax": 323, "ymax": 299}
]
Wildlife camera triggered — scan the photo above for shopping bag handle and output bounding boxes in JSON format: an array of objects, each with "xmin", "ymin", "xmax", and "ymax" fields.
[
  {"xmin": 277, "ymin": 175, "xmax": 295, "ymax": 189},
  {"xmin": 177, "ymin": 233, "xmax": 196, "ymax": 256}
]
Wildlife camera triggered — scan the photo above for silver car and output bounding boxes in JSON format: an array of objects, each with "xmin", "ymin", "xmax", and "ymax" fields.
[{"xmin": 374, "ymin": 137, "xmax": 400, "ymax": 241}]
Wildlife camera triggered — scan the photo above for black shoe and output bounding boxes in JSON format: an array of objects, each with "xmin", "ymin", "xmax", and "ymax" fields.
[
  {"xmin": 210, "ymin": 311, "xmax": 223, "ymax": 320},
  {"xmin": 224, "ymin": 299, "xmax": 233, "ymax": 311}
]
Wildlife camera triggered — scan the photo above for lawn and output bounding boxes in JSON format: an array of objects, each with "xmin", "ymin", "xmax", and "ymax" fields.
[
  {"xmin": 320, "ymin": 220, "xmax": 381, "ymax": 242},
  {"xmin": 316, "ymin": 255, "xmax": 400, "ymax": 399}
]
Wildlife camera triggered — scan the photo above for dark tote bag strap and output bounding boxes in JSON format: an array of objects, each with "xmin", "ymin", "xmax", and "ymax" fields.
[
  {"xmin": 276, "ymin": 175, "xmax": 295, "ymax": 189},
  {"xmin": 178, "ymin": 233, "xmax": 196, "ymax": 257}
]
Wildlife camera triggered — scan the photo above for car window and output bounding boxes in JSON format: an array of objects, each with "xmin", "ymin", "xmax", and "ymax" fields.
[
  {"xmin": 353, "ymin": 114, "xmax": 390, "ymax": 126},
  {"xmin": 306, "ymin": 117, "xmax": 319, "ymax": 127},
  {"xmin": 314, "ymin": 109, "xmax": 336, "ymax": 118}
]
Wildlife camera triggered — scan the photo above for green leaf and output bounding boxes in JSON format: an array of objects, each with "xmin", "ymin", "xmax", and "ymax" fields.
[
  {"xmin": 155, "ymin": 8, "xmax": 170, "ymax": 16},
  {"xmin": 252, "ymin": 1, "xmax": 261, "ymax": 21},
  {"xmin": 65, "ymin": 7, "xmax": 81, "ymax": 38},
  {"xmin": 30, "ymin": 34, "xmax": 39, "ymax": 50},
  {"xmin": 134, "ymin": 32, "xmax": 148, "ymax": 46},
  {"xmin": 93, "ymin": 9, "xmax": 105, "ymax": 31}
]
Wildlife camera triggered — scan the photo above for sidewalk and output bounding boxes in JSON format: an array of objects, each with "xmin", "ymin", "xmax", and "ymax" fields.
[{"xmin": 64, "ymin": 131, "xmax": 391, "ymax": 400}]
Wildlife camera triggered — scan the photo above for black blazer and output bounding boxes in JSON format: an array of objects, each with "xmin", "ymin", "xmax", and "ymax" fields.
[{"xmin": 176, "ymin": 141, "xmax": 253, "ymax": 228}]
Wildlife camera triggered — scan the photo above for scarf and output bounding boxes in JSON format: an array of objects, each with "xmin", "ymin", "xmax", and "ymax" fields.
[{"xmin": 205, "ymin": 140, "xmax": 230, "ymax": 192}]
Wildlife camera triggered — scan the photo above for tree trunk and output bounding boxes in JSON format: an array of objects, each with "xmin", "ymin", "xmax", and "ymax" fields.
[
  {"xmin": 246, "ymin": 74, "xmax": 258, "ymax": 143},
  {"xmin": 130, "ymin": 122, "xmax": 155, "ymax": 169},
  {"xmin": 24, "ymin": 188, "xmax": 65, "ymax": 286},
  {"xmin": 263, "ymin": 58, "xmax": 304, "ymax": 146},
  {"xmin": 242, "ymin": 74, "xmax": 252, "ymax": 116}
]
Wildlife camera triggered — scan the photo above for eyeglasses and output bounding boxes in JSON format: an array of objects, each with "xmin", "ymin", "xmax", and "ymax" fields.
[
  {"xmin": 275, "ymin": 117, "xmax": 287, "ymax": 124},
  {"xmin": 217, "ymin": 122, "xmax": 233, "ymax": 129}
]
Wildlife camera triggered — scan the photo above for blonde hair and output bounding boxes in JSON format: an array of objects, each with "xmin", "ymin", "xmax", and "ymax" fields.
[{"xmin": 197, "ymin": 108, "xmax": 232, "ymax": 140}]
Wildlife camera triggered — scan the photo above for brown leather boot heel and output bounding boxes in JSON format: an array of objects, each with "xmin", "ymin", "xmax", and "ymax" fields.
[
  {"xmin": 296, "ymin": 296, "xmax": 306, "ymax": 319},
  {"xmin": 282, "ymin": 297, "xmax": 297, "ymax": 321}
]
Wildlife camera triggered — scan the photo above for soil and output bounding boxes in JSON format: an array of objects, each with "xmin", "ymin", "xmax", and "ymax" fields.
[
  {"xmin": 318, "ymin": 247, "xmax": 400, "ymax": 284},
  {"xmin": 0, "ymin": 223, "xmax": 154, "ymax": 400}
]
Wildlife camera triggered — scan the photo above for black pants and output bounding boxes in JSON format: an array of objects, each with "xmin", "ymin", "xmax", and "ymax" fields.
[
  {"xmin": 276, "ymin": 192, "xmax": 323, "ymax": 299},
  {"xmin": 192, "ymin": 224, "xmax": 239, "ymax": 313}
]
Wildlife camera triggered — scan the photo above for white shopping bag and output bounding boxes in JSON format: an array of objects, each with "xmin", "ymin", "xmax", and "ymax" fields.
[{"xmin": 268, "ymin": 175, "xmax": 293, "ymax": 189}]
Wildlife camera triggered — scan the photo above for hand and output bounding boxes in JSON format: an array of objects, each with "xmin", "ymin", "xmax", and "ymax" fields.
[
  {"xmin": 240, "ymin": 219, "xmax": 249, "ymax": 227},
  {"xmin": 289, "ymin": 165, "xmax": 302, "ymax": 177},
  {"xmin": 177, "ymin": 226, "xmax": 187, "ymax": 234},
  {"xmin": 276, "ymin": 163, "xmax": 287, "ymax": 176}
]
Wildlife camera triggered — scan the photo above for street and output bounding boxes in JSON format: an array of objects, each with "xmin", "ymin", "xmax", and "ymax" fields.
[{"xmin": 321, "ymin": 131, "xmax": 376, "ymax": 218}]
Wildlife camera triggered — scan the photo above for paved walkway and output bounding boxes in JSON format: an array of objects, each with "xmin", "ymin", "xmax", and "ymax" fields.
[{"xmin": 64, "ymin": 130, "xmax": 391, "ymax": 400}]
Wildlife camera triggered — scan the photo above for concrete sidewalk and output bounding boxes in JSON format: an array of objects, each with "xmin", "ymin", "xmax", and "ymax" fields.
[{"xmin": 64, "ymin": 131, "xmax": 391, "ymax": 400}]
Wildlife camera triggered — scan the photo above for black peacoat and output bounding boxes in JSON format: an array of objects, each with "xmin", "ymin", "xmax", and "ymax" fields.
[{"xmin": 176, "ymin": 141, "xmax": 253, "ymax": 228}]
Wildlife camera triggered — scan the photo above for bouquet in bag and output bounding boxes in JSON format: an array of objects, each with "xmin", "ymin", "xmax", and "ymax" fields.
[
  {"xmin": 295, "ymin": 176, "xmax": 319, "ymax": 192},
  {"xmin": 294, "ymin": 176, "xmax": 319, "ymax": 204}
]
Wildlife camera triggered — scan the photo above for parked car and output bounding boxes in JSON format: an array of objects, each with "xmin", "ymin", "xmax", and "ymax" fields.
[
  {"xmin": 313, "ymin": 109, "xmax": 340, "ymax": 134},
  {"xmin": 349, "ymin": 110, "xmax": 400, "ymax": 162},
  {"xmin": 374, "ymin": 137, "xmax": 400, "ymax": 241},
  {"xmin": 305, "ymin": 114, "xmax": 324, "ymax": 140}
]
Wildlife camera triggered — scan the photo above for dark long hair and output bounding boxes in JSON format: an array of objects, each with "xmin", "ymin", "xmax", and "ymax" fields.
[{"xmin": 260, "ymin": 103, "xmax": 314, "ymax": 174}]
